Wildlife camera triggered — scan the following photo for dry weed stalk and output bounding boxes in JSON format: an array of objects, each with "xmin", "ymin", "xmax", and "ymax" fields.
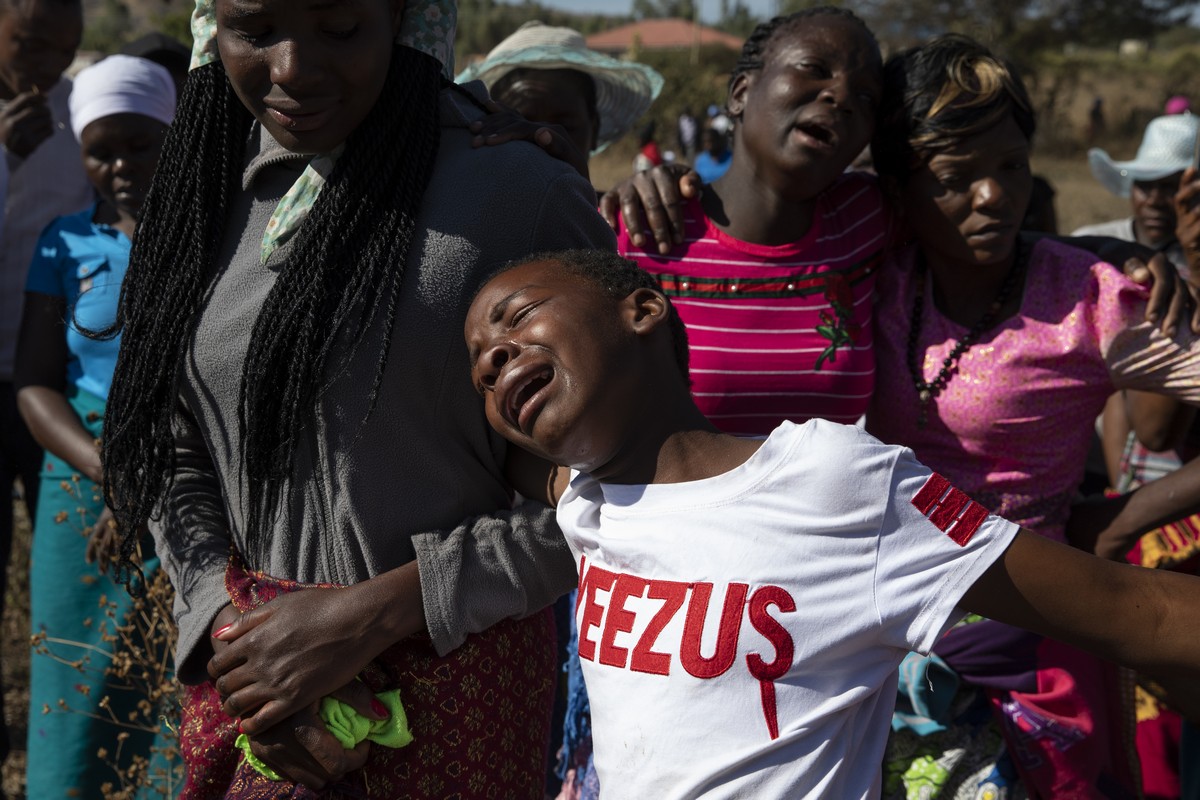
[{"xmin": 32, "ymin": 476, "xmax": 183, "ymax": 798}]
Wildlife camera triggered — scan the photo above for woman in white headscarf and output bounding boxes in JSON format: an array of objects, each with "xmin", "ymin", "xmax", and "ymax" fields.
[{"xmin": 12, "ymin": 53, "xmax": 175, "ymax": 798}]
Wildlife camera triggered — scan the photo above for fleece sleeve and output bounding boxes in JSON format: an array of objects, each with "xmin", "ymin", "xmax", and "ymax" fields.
[
  {"xmin": 412, "ymin": 167, "xmax": 616, "ymax": 656},
  {"xmin": 150, "ymin": 398, "xmax": 236, "ymax": 684}
]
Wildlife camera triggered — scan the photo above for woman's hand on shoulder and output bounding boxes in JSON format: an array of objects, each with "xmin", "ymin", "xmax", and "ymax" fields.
[
  {"xmin": 1080, "ymin": 233, "xmax": 1200, "ymax": 336},
  {"xmin": 468, "ymin": 99, "xmax": 590, "ymax": 182},
  {"xmin": 598, "ymin": 163, "xmax": 701, "ymax": 255},
  {"xmin": 1075, "ymin": 181, "xmax": 1200, "ymax": 334},
  {"xmin": 1176, "ymin": 167, "xmax": 1200, "ymax": 297},
  {"xmin": 1123, "ymin": 249, "xmax": 1198, "ymax": 336}
]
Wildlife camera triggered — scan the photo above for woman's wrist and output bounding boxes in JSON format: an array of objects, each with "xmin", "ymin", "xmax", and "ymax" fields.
[
  {"xmin": 351, "ymin": 561, "xmax": 426, "ymax": 654},
  {"xmin": 1094, "ymin": 522, "xmax": 1138, "ymax": 561}
]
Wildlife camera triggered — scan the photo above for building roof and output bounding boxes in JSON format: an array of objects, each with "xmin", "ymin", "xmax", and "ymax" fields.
[{"xmin": 585, "ymin": 18, "xmax": 744, "ymax": 54}]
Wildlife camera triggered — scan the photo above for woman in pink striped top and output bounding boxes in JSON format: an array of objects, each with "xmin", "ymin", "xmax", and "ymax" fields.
[{"xmin": 612, "ymin": 7, "xmax": 890, "ymax": 433}]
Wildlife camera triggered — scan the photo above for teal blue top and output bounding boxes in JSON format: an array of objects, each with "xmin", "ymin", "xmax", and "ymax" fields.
[{"xmin": 24, "ymin": 205, "xmax": 129, "ymax": 401}]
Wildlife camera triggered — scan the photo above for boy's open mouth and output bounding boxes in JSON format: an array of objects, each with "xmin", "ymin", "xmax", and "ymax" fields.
[{"xmin": 504, "ymin": 366, "xmax": 554, "ymax": 433}]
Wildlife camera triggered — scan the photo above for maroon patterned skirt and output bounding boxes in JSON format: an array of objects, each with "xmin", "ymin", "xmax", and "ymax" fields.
[{"xmin": 179, "ymin": 557, "xmax": 558, "ymax": 799}]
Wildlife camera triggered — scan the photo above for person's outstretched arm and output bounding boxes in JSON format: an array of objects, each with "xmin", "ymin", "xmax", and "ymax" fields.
[
  {"xmin": 1069, "ymin": 453, "xmax": 1200, "ymax": 560},
  {"xmin": 1123, "ymin": 389, "xmax": 1197, "ymax": 453},
  {"xmin": 962, "ymin": 528, "xmax": 1200, "ymax": 720}
]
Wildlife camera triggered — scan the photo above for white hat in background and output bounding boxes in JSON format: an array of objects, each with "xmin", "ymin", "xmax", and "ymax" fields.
[
  {"xmin": 455, "ymin": 21, "xmax": 663, "ymax": 153},
  {"xmin": 1088, "ymin": 113, "xmax": 1200, "ymax": 197}
]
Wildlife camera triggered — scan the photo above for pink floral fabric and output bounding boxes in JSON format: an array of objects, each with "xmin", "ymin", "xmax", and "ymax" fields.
[{"xmin": 869, "ymin": 238, "xmax": 1200, "ymax": 541}]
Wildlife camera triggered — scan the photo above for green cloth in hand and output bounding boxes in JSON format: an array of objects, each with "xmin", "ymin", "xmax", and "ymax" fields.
[{"xmin": 236, "ymin": 688, "xmax": 413, "ymax": 780}]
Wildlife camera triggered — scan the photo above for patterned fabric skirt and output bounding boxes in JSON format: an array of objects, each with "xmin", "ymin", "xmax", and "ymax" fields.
[
  {"xmin": 885, "ymin": 631, "xmax": 1139, "ymax": 800},
  {"xmin": 179, "ymin": 556, "xmax": 559, "ymax": 799}
]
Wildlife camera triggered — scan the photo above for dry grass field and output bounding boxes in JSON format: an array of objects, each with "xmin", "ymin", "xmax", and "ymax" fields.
[
  {"xmin": 1031, "ymin": 153, "xmax": 1136, "ymax": 235},
  {"xmin": 4, "ymin": 501, "xmax": 31, "ymax": 799}
]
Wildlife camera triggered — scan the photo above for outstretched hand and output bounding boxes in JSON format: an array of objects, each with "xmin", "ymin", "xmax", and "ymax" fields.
[
  {"xmin": 598, "ymin": 163, "xmax": 702, "ymax": 255},
  {"xmin": 208, "ymin": 564, "xmax": 423, "ymax": 735},
  {"xmin": 468, "ymin": 98, "xmax": 590, "ymax": 181}
]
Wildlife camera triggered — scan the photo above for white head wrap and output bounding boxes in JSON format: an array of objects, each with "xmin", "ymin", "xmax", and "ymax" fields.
[{"xmin": 68, "ymin": 54, "xmax": 176, "ymax": 141}]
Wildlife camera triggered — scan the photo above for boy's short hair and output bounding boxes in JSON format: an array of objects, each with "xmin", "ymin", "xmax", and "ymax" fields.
[{"xmin": 490, "ymin": 249, "xmax": 691, "ymax": 380}]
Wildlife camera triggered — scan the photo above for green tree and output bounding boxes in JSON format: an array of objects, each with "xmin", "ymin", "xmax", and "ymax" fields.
[
  {"xmin": 633, "ymin": 44, "xmax": 741, "ymax": 156},
  {"xmin": 776, "ymin": 0, "xmax": 845, "ymax": 17},
  {"xmin": 632, "ymin": 0, "xmax": 697, "ymax": 20},
  {"xmin": 718, "ymin": 0, "xmax": 760, "ymax": 38},
  {"xmin": 154, "ymin": 10, "xmax": 193, "ymax": 46},
  {"xmin": 455, "ymin": 0, "xmax": 634, "ymax": 65},
  {"xmin": 849, "ymin": 0, "xmax": 1194, "ymax": 56},
  {"xmin": 82, "ymin": 0, "xmax": 132, "ymax": 53},
  {"xmin": 1039, "ymin": 0, "xmax": 1193, "ymax": 46}
]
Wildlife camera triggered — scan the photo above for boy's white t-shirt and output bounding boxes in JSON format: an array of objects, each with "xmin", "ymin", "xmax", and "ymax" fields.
[{"xmin": 556, "ymin": 419, "xmax": 1019, "ymax": 799}]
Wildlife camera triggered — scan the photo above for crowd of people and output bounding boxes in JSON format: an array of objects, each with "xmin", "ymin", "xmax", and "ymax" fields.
[{"xmin": 4, "ymin": 1, "xmax": 1200, "ymax": 799}]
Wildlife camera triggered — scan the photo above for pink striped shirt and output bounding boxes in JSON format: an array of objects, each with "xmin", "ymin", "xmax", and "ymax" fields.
[{"xmin": 616, "ymin": 171, "xmax": 890, "ymax": 434}]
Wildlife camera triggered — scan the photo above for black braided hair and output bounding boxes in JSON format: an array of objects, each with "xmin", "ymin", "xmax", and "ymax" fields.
[
  {"xmin": 727, "ymin": 6, "xmax": 879, "ymax": 102},
  {"xmin": 100, "ymin": 46, "xmax": 444, "ymax": 591},
  {"xmin": 484, "ymin": 249, "xmax": 691, "ymax": 381},
  {"xmin": 97, "ymin": 58, "xmax": 249, "ymax": 591}
]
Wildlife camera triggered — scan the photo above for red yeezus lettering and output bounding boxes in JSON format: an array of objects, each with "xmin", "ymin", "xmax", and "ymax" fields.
[
  {"xmin": 577, "ymin": 558, "xmax": 617, "ymax": 662},
  {"xmin": 629, "ymin": 579, "xmax": 688, "ymax": 675},
  {"xmin": 680, "ymin": 582, "xmax": 749, "ymax": 679},
  {"xmin": 599, "ymin": 573, "xmax": 650, "ymax": 668},
  {"xmin": 911, "ymin": 472, "xmax": 988, "ymax": 546},
  {"xmin": 576, "ymin": 563, "xmax": 798, "ymax": 739},
  {"xmin": 746, "ymin": 585, "xmax": 797, "ymax": 740}
]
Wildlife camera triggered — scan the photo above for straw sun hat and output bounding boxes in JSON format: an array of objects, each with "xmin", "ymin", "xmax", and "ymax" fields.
[
  {"xmin": 456, "ymin": 21, "xmax": 663, "ymax": 153},
  {"xmin": 1088, "ymin": 113, "xmax": 1200, "ymax": 198}
]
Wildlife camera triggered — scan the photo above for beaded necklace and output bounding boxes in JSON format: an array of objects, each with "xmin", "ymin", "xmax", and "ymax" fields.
[{"xmin": 906, "ymin": 243, "xmax": 1028, "ymax": 428}]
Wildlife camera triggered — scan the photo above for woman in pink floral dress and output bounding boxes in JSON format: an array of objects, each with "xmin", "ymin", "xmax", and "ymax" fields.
[{"xmin": 867, "ymin": 35, "xmax": 1200, "ymax": 800}]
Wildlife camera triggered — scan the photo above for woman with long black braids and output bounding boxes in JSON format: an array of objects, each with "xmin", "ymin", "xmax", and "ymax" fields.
[{"xmin": 99, "ymin": 0, "xmax": 614, "ymax": 795}]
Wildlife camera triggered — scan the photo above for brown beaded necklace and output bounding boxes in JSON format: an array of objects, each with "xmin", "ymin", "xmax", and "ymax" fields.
[{"xmin": 906, "ymin": 243, "xmax": 1028, "ymax": 428}]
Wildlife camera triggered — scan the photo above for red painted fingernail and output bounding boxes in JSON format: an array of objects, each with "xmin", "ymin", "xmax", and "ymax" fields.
[
  {"xmin": 237, "ymin": 719, "xmax": 244, "ymax": 733},
  {"xmin": 371, "ymin": 699, "xmax": 389, "ymax": 717},
  {"xmin": 212, "ymin": 624, "xmax": 232, "ymax": 638}
]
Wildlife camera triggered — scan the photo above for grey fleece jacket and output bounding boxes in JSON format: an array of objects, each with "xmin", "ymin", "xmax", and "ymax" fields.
[{"xmin": 154, "ymin": 82, "xmax": 616, "ymax": 683}]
